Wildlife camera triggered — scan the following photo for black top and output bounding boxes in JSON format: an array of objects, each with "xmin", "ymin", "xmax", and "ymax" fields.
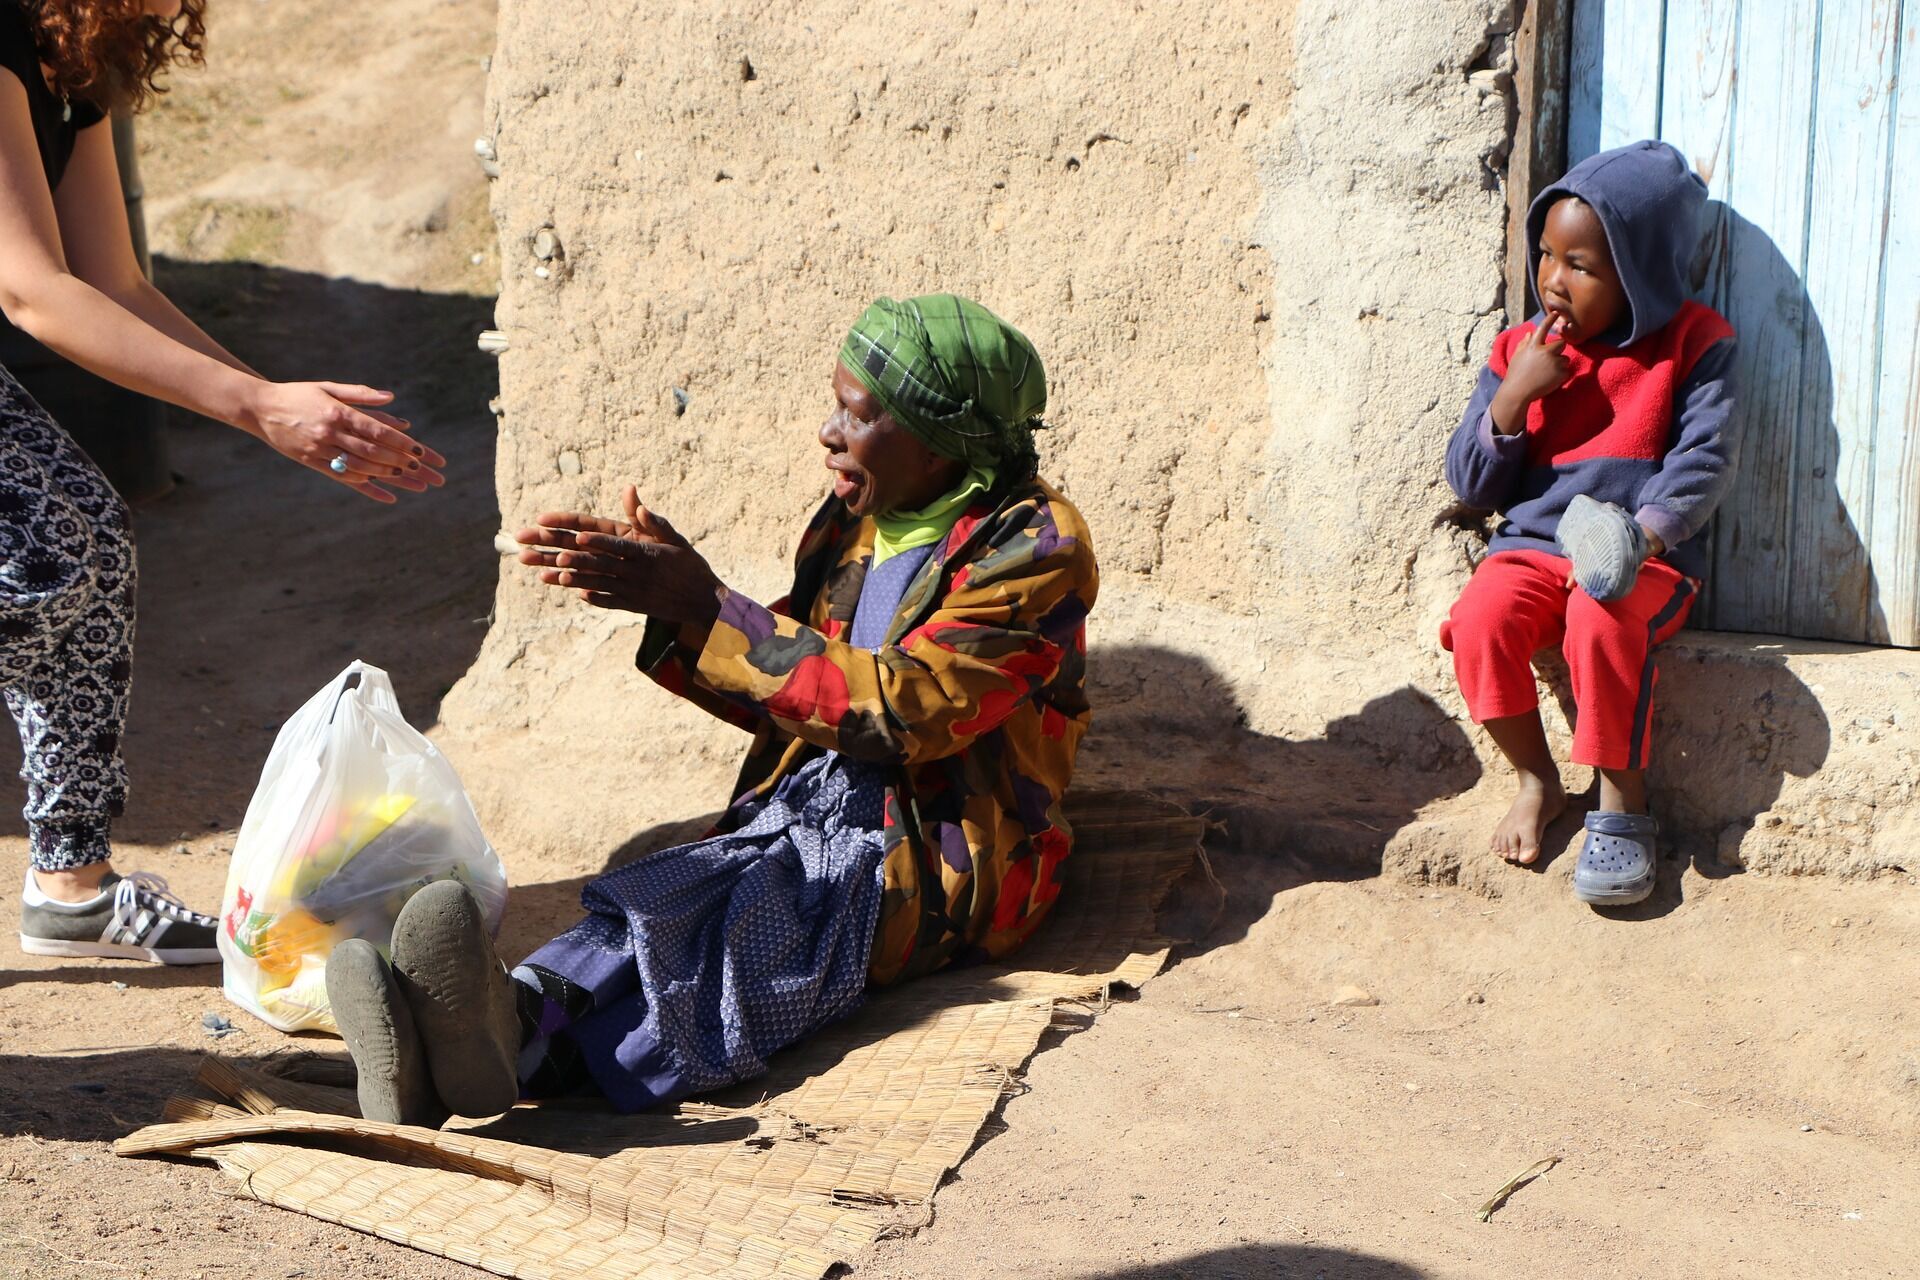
[{"xmin": 0, "ymin": 1, "xmax": 106, "ymax": 191}]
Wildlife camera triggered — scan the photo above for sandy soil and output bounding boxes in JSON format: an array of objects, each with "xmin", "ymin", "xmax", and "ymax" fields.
[{"xmin": 1, "ymin": 3, "xmax": 1917, "ymax": 1278}]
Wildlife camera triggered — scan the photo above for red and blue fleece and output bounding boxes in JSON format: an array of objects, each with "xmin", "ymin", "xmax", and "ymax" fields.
[{"xmin": 1445, "ymin": 140, "xmax": 1739, "ymax": 582}]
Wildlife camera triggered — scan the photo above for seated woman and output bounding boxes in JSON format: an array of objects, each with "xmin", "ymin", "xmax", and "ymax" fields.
[{"xmin": 328, "ymin": 294, "xmax": 1099, "ymax": 1123}]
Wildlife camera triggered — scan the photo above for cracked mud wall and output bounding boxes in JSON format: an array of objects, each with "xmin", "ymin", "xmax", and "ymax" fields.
[
  {"xmin": 440, "ymin": 0, "xmax": 1517, "ymax": 859},
  {"xmin": 440, "ymin": 0, "xmax": 1915, "ymax": 881}
]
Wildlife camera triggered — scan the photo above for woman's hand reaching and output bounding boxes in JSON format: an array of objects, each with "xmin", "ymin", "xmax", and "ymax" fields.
[
  {"xmin": 246, "ymin": 381, "xmax": 447, "ymax": 503},
  {"xmin": 516, "ymin": 484, "xmax": 728, "ymax": 626}
]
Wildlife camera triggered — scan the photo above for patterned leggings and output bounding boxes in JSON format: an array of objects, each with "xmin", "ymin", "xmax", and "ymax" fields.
[{"xmin": 0, "ymin": 365, "xmax": 135, "ymax": 871}]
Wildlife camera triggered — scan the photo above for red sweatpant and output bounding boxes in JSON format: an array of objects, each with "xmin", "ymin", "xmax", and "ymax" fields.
[{"xmin": 1440, "ymin": 550, "xmax": 1696, "ymax": 771}]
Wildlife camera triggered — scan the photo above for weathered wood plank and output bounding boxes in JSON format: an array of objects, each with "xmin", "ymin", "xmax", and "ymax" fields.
[
  {"xmin": 1568, "ymin": 0, "xmax": 1667, "ymax": 162},
  {"xmin": 1706, "ymin": 0, "xmax": 1822, "ymax": 635},
  {"xmin": 1507, "ymin": 0, "xmax": 1576, "ymax": 325},
  {"xmin": 1787, "ymin": 0, "xmax": 1902, "ymax": 641},
  {"xmin": 1705, "ymin": 0, "xmax": 1822, "ymax": 637},
  {"xmin": 1658, "ymin": 0, "xmax": 1740, "ymax": 625},
  {"xmin": 1868, "ymin": 13, "xmax": 1918, "ymax": 645}
]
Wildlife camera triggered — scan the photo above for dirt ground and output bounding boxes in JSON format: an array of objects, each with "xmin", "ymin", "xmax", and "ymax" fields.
[{"xmin": 1, "ymin": 3, "xmax": 1917, "ymax": 1278}]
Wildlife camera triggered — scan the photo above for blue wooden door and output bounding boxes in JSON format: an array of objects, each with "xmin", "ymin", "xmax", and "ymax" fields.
[{"xmin": 1568, "ymin": 0, "xmax": 1916, "ymax": 646}]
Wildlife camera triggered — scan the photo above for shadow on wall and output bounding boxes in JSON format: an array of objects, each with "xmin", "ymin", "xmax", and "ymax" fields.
[
  {"xmin": 1081, "ymin": 644, "xmax": 1482, "ymax": 953},
  {"xmin": 1530, "ymin": 637, "xmax": 1831, "ymax": 867},
  {"xmin": 1071, "ymin": 1243, "xmax": 1428, "ymax": 1279},
  {"xmin": 0, "ymin": 257, "xmax": 501, "ymax": 846},
  {"xmin": 1696, "ymin": 204, "xmax": 1887, "ymax": 646},
  {"xmin": 506, "ymin": 646, "xmax": 1490, "ymax": 968}
]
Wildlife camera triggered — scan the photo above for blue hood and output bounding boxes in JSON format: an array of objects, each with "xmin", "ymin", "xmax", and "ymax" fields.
[{"xmin": 1526, "ymin": 140, "xmax": 1708, "ymax": 346}]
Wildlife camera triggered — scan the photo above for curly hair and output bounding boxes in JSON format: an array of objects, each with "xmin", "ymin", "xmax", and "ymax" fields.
[{"xmin": 22, "ymin": 1, "xmax": 206, "ymax": 111}]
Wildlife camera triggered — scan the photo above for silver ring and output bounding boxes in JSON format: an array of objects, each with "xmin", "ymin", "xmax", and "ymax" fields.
[{"xmin": 328, "ymin": 454, "xmax": 351, "ymax": 474}]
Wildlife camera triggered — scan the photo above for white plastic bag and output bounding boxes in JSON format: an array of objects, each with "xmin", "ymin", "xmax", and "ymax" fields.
[{"xmin": 218, "ymin": 660, "xmax": 506, "ymax": 1033}]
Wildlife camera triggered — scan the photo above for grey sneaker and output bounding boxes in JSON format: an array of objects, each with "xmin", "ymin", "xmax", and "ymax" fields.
[
  {"xmin": 1558, "ymin": 494, "xmax": 1650, "ymax": 602},
  {"xmin": 19, "ymin": 869, "xmax": 221, "ymax": 965}
]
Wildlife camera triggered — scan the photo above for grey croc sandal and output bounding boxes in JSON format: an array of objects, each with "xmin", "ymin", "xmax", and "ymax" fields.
[{"xmin": 1572, "ymin": 810, "xmax": 1658, "ymax": 904}]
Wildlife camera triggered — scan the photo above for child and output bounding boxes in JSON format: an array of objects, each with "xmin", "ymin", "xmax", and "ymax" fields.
[{"xmin": 1440, "ymin": 140, "xmax": 1737, "ymax": 904}]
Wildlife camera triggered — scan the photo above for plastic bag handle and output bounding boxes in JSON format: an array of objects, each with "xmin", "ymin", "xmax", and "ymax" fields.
[{"xmin": 324, "ymin": 660, "xmax": 402, "ymax": 722}]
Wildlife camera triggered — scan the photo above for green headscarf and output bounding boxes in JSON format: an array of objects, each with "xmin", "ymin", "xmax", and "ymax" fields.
[{"xmin": 838, "ymin": 294, "xmax": 1048, "ymax": 476}]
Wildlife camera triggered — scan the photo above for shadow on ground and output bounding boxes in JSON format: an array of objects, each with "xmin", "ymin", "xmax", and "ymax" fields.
[
  {"xmin": 0, "ymin": 1047, "xmax": 216, "ymax": 1142},
  {"xmin": 1072, "ymin": 1246, "xmax": 1428, "ymax": 1279},
  {"xmin": 1077, "ymin": 644, "xmax": 1482, "ymax": 963}
]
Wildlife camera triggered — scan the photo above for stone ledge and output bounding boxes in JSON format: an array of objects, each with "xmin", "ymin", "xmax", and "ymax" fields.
[{"xmin": 1651, "ymin": 630, "xmax": 1918, "ymax": 878}]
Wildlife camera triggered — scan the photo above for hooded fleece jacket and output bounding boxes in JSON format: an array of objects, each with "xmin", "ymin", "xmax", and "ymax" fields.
[{"xmin": 1444, "ymin": 140, "xmax": 1738, "ymax": 582}]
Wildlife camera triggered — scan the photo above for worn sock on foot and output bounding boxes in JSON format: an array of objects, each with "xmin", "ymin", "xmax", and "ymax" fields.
[
  {"xmin": 391, "ymin": 881, "xmax": 521, "ymax": 1118},
  {"xmin": 325, "ymin": 938, "xmax": 448, "ymax": 1127}
]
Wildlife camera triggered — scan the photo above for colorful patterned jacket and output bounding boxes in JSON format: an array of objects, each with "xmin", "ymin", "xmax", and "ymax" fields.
[{"xmin": 637, "ymin": 477, "xmax": 1097, "ymax": 985}]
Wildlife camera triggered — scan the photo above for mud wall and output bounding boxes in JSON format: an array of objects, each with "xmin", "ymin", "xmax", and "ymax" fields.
[{"xmin": 442, "ymin": 0, "xmax": 1916, "ymax": 881}]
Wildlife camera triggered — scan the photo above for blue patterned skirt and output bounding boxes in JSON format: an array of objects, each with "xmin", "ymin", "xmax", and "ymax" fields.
[{"xmin": 518, "ymin": 751, "xmax": 889, "ymax": 1112}]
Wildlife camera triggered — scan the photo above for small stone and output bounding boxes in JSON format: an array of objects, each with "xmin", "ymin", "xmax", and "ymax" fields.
[
  {"xmin": 470, "ymin": 252, "xmax": 485, "ymax": 265},
  {"xmin": 557, "ymin": 450, "xmax": 582, "ymax": 476},
  {"xmin": 1464, "ymin": 991, "xmax": 1485, "ymax": 1004},
  {"xmin": 1468, "ymin": 68, "xmax": 1512, "ymax": 96},
  {"xmin": 477, "ymin": 330, "xmax": 510, "ymax": 355},
  {"xmin": 201, "ymin": 1011, "xmax": 235, "ymax": 1038},
  {"xmin": 671, "ymin": 387, "xmax": 690, "ymax": 416},
  {"xmin": 472, "ymin": 137, "xmax": 500, "ymax": 179},
  {"xmin": 532, "ymin": 228, "xmax": 560, "ymax": 260},
  {"xmin": 1329, "ymin": 986, "xmax": 1378, "ymax": 1008},
  {"xmin": 1800, "ymin": 1124, "xmax": 1813, "ymax": 1132},
  {"xmin": 533, "ymin": 265, "xmax": 552, "ymax": 279},
  {"xmin": 492, "ymin": 532, "xmax": 520, "ymax": 555},
  {"xmin": 110, "ymin": 981, "xmax": 128, "ymax": 991}
]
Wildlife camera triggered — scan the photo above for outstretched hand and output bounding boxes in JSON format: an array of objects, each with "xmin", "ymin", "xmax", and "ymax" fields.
[
  {"xmin": 516, "ymin": 484, "xmax": 727, "ymax": 625},
  {"xmin": 249, "ymin": 381, "xmax": 448, "ymax": 503}
]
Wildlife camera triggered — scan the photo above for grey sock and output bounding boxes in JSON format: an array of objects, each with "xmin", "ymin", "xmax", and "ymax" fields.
[
  {"xmin": 325, "ymin": 938, "xmax": 449, "ymax": 1127},
  {"xmin": 390, "ymin": 881, "xmax": 522, "ymax": 1119},
  {"xmin": 1558, "ymin": 494, "xmax": 1649, "ymax": 602}
]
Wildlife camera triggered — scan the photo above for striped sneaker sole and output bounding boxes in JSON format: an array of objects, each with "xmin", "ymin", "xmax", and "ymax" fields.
[{"xmin": 18, "ymin": 932, "xmax": 221, "ymax": 965}]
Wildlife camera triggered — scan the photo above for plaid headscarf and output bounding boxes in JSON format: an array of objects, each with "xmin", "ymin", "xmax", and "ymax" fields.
[{"xmin": 839, "ymin": 294, "xmax": 1048, "ymax": 475}]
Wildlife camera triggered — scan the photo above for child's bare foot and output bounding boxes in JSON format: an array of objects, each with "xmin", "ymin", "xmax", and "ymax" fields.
[{"xmin": 1491, "ymin": 775, "xmax": 1567, "ymax": 865}]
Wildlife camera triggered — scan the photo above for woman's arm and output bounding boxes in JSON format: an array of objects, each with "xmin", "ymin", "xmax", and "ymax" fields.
[
  {"xmin": 521, "ymin": 488, "xmax": 1098, "ymax": 767},
  {"xmin": 0, "ymin": 81, "xmax": 442, "ymax": 501},
  {"xmin": 51, "ymin": 119, "xmax": 261, "ymax": 377}
]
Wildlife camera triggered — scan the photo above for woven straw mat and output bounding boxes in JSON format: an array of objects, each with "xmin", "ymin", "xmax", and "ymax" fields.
[{"xmin": 116, "ymin": 789, "xmax": 1205, "ymax": 1279}]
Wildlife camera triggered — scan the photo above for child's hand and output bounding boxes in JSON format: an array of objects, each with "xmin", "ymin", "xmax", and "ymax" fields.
[{"xmin": 1490, "ymin": 316, "xmax": 1571, "ymax": 433}]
